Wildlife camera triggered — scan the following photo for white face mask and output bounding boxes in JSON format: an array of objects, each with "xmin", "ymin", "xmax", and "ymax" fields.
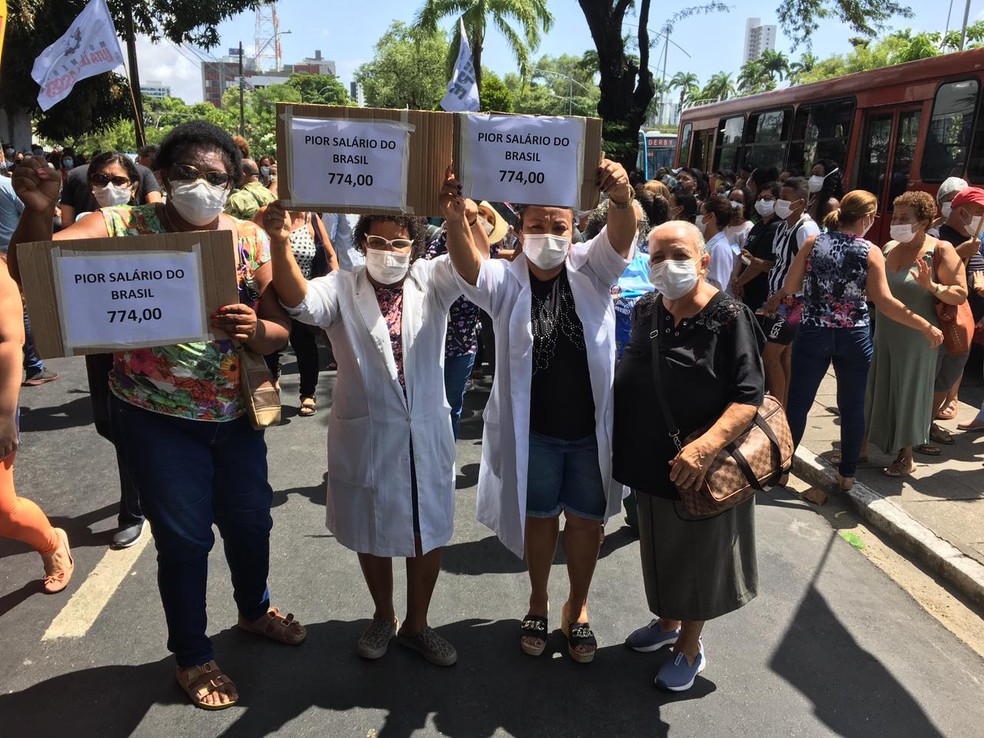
[
  {"xmin": 941, "ymin": 202, "xmax": 952, "ymax": 220},
  {"xmin": 523, "ymin": 233, "xmax": 570, "ymax": 271},
  {"xmin": 168, "ymin": 179, "xmax": 230, "ymax": 226},
  {"xmin": 649, "ymin": 259, "xmax": 699, "ymax": 300},
  {"xmin": 696, "ymin": 214, "xmax": 709, "ymax": 234},
  {"xmin": 962, "ymin": 210, "xmax": 984, "ymax": 237},
  {"xmin": 890, "ymin": 223, "xmax": 916, "ymax": 243},
  {"xmin": 93, "ymin": 183, "xmax": 132, "ymax": 208},
  {"xmin": 755, "ymin": 199, "xmax": 775, "ymax": 217},
  {"xmin": 808, "ymin": 175, "xmax": 825, "ymax": 194},
  {"xmin": 774, "ymin": 199, "xmax": 794, "ymax": 220},
  {"xmin": 365, "ymin": 248, "xmax": 411, "ymax": 285}
]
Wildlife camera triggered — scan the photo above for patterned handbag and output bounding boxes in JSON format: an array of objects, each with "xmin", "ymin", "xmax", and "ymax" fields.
[{"xmin": 649, "ymin": 311, "xmax": 794, "ymax": 518}]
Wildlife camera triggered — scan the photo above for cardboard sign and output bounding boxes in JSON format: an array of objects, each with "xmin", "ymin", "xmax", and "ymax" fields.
[
  {"xmin": 455, "ymin": 113, "xmax": 603, "ymax": 209},
  {"xmin": 276, "ymin": 104, "xmax": 454, "ymax": 216},
  {"xmin": 18, "ymin": 230, "xmax": 240, "ymax": 358}
]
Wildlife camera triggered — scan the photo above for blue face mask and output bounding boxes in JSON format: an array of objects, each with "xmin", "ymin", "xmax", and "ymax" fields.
[{"xmin": 62, "ymin": 159, "xmax": 74, "ymax": 169}]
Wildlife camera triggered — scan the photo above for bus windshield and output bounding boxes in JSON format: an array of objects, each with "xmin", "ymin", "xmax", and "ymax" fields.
[{"xmin": 637, "ymin": 131, "xmax": 678, "ymax": 179}]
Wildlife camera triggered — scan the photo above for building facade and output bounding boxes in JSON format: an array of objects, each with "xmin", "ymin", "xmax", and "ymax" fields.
[
  {"xmin": 201, "ymin": 48, "xmax": 336, "ymax": 107},
  {"xmin": 141, "ymin": 81, "xmax": 172, "ymax": 100},
  {"xmin": 743, "ymin": 18, "xmax": 777, "ymax": 64}
]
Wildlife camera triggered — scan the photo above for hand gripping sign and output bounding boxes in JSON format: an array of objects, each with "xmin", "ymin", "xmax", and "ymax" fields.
[{"xmin": 454, "ymin": 113, "xmax": 603, "ymax": 210}]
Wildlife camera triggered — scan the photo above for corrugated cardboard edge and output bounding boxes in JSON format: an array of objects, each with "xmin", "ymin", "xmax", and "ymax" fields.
[
  {"xmin": 276, "ymin": 104, "xmax": 454, "ymax": 217},
  {"xmin": 452, "ymin": 111, "xmax": 603, "ymax": 210},
  {"xmin": 19, "ymin": 230, "xmax": 240, "ymax": 359}
]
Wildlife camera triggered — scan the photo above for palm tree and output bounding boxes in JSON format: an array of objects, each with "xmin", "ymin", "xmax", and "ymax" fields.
[
  {"xmin": 702, "ymin": 71, "xmax": 735, "ymax": 102},
  {"xmin": 415, "ymin": 0, "xmax": 553, "ymax": 95},
  {"xmin": 789, "ymin": 52, "xmax": 817, "ymax": 83},
  {"xmin": 759, "ymin": 49, "xmax": 790, "ymax": 83},
  {"xmin": 670, "ymin": 71, "xmax": 700, "ymax": 110},
  {"xmin": 738, "ymin": 59, "xmax": 772, "ymax": 94}
]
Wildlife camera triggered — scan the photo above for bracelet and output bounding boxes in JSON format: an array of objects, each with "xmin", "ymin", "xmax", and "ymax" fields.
[
  {"xmin": 934, "ymin": 282, "xmax": 944, "ymax": 295},
  {"xmin": 609, "ymin": 190, "xmax": 635, "ymax": 209}
]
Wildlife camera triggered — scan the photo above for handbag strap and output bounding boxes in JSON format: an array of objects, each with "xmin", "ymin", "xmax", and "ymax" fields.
[{"xmin": 649, "ymin": 307, "xmax": 683, "ymax": 452}]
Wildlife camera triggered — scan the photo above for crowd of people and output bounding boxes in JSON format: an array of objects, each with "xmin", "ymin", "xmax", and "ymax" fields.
[{"xmin": 1, "ymin": 120, "xmax": 983, "ymax": 708}]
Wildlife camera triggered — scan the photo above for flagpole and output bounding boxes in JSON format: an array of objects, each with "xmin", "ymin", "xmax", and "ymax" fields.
[{"xmin": 122, "ymin": 0, "xmax": 146, "ymax": 150}]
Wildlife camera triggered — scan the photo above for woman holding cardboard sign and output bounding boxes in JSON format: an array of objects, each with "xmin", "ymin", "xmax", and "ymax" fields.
[
  {"xmin": 442, "ymin": 160, "xmax": 637, "ymax": 664},
  {"xmin": 9, "ymin": 121, "xmax": 303, "ymax": 711},
  {"xmin": 265, "ymin": 199, "xmax": 489, "ymax": 667}
]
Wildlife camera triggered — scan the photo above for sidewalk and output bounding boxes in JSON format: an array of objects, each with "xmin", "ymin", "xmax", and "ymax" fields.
[{"xmin": 793, "ymin": 362, "xmax": 984, "ymax": 610}]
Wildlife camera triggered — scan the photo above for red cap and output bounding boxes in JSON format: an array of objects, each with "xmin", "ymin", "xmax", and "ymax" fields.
[{"xmin": 949, "ymin": 187, "xmax": 984, "ymax": 208}]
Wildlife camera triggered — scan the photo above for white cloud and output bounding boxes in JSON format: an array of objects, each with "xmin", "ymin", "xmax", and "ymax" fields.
[{"xmin": 119, "ymin": 36, "xmax": 204, "ymax": 104}]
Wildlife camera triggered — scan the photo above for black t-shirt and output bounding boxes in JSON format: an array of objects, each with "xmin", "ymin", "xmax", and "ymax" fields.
[
  {"xmin": 60, "ymin": 163, "xmax": 161, "ymax": 213},
  {"xmin": 613, "ymin": 291, "xmax": 766, "ymax": 499},
  {"xmin": 938, "ymin": 223, "xmax": 984, "ymax": 322},
  {"xmin": 741, "ymin": 218, "xmax": 781, "ymax": 311},
  {"xmin": 529, "ymin": 268, "xmax": 596, "ymax": 440}
]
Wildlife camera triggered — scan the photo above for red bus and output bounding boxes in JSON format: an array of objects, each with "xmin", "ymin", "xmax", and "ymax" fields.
[{"xmin": 675, "ymin": 47, "xmax": 984, "ymax": 244}]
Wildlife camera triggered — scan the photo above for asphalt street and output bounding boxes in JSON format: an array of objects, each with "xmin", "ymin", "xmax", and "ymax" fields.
[{"xmin": 1, "ymin": 349, "xmax": 982, "ymax": 738}]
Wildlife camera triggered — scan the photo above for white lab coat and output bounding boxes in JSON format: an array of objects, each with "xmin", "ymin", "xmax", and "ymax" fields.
[
  {"xmin": 457, "ymin": 227, "xmax": 633, "ymax": 557},
  {"xmin": 284, "ymin": 258, "xmax": 461, "ymax": 557}
]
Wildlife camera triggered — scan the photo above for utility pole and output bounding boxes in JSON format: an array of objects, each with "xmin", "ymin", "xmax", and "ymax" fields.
[
  {"xmin": 122, "ymin": 1, "xmax": 146, "ymax": 150},
  {"xmin": 239, "ymin": 41, "xmax": 246, "ymax": 137},
  {"xmin": 960, "ymin": 0, "xmax": 973, "ymax": 51}
]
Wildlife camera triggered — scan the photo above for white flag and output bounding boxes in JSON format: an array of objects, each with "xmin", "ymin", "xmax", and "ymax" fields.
[
  {"xmin": 440, "ymin": 19, "xmax": 480, "ymax": 113},
  {"xmin": 31, "ymin": 0, "xmax": 125, "ymax": 112}
]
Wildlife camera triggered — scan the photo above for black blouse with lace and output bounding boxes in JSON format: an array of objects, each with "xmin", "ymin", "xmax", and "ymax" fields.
[{"xmin": 613, "ymin": 290, "xmax": 766, "ymax": 499}]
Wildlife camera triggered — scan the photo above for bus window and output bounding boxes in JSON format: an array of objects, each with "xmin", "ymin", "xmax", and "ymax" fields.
[
  {"xmin": 713, "ymin": 116, "xmax": 744, "ymax": 172},
  {"xmin": 788, "ymin": 98, "xmax": 854, "ymax": 176},
  {"xmin": 637, "ymin": 130, "xmax": 648, "ymax": 178},
  {"xmin": 922, "ymin": 79, "xmax": 979, "ymax": 182},
  {"xmin": 743, "ymin": 109, "xmax": 791, "ymax": 171},
  {"xmin": 857, "ymin": 113, "xmax": 893, "ymax": 199},
  {"xmin": 890, "ymin": 111, "xmax": 921, "ymax": 206},
  {"xmin": 679, "ymin": 123, "xmax": 693, "ymax": 167}
]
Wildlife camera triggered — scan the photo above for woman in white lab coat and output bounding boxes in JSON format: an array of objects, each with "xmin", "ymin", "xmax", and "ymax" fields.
[
  {"xmin": 264, "ymin": 202, "xmax": 488, "ymax": 667},
  {"xmin": 442, "ymin": 161, "xmax": 637, "ymax": 664}
]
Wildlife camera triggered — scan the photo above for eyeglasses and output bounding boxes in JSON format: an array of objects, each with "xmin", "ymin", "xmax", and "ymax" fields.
[
  {"xmin": 167, "ymin": 164, "xmax": 232, "ymax": 187},
  {"xmin": 365, "ymin": 235, "xmax": 413, "ymax": 251},
  {"xmin": 90, "ymin": 173, "xmax": 131, "ymax": 187}
]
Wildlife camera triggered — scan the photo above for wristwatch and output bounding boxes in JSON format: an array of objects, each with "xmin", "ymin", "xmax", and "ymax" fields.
[{"xmin": 935, "ymin": 282, "xmax": 944, "ymax": 294}]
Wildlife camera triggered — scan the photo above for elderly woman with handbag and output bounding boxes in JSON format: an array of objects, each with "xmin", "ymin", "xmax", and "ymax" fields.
[{"xmin": 612, "ymin": 220, "xmax": 768, "ymax": 693}]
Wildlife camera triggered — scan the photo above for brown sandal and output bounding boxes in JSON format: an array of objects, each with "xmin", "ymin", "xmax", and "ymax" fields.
[
  {"xmin": 237, "ymin": 606, "xmax": 307, "ymax": 645},
  {"xmin": 298, "ymin": 397, "xmax": 317, "ymax": 417},
  {"xmin": 884, "ymin": 457, "xmax": 916, "ymax": 477},
  {"xmin": 176, "ymin": 661, "xmax": 238, "ymax": 710}
]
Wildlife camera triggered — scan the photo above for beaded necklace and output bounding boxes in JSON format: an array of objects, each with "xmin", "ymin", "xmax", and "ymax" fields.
[{"xmin": 531, "ymin": 270, "xmax": 585, "ymax": 374}]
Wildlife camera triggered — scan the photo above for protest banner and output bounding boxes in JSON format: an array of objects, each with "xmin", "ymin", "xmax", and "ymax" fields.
[
  {"xmin": 454, "ymin": 112, "xmax": 604, "ymax": 210},
  {"xmin": 276, "ymin": 104, "xmax": 454, "ymax": 216},
  {"xmin": 18, "ymin": 230, "xmax": 239, "ymax": 358}
]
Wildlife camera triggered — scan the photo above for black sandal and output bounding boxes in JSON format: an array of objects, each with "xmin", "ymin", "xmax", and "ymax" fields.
[
  {"xmin": 520, "ymin": 614, "xmax": 548, "ymax": 656},
  {"xmin": 561, "ymin": 620, "xmax": 597, "ymax": 664}
]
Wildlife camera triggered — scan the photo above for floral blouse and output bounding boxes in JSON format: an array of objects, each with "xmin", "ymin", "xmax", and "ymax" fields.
[
  {"xmin": 802, "ymin": 230, "xmax": 872, "ymax": 328},
  {"xmin": 375, "ymin": 285, "xmax": 405, "ymax": 388},
  {"xmin": 103, "ymin": 204, "xmax": 271, "ymax": 421},
  {"xmin": 426, "ymin": 230, "xmax": 498, "ymax": 357}
]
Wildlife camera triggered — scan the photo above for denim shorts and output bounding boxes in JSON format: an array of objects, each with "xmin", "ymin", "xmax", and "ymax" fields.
[{"xmin": 526, "ymin": 431, "xmax": 606, "ymax": 520}]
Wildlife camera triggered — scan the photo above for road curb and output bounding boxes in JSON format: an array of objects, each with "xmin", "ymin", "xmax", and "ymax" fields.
[{"xmin": 792, "ymin": 448, "xmax": 984, "ymax": 611}]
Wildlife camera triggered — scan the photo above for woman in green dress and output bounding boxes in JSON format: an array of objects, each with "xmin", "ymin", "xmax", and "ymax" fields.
[{"xmin": 866, "ymin": 191, "xmax": 967, "ymax": 477}]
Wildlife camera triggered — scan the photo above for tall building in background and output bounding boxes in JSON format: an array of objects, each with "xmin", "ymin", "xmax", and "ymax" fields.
[
  {"xmin": 141, "ymin": 81, "xmax": 171, "ymax": 100},
  {"xmin": 743, "ymin": 18, "xmax": 776, "ymax": 63}
]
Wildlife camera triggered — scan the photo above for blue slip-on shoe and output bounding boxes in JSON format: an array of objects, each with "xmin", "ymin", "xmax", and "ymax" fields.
[
  {"xmin": 655, "ymin": 642, "xmax": 707, "ymax": 692},
  {"xmin": 625, "ymin": 618, "xmax": 681, "ymax": 652}
]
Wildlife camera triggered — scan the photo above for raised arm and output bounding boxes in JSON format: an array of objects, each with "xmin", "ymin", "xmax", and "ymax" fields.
[
  {"xmin": 867, "ymin": 247, "xmax": 943, "ymax": 347},
  {"xmin": 440, "ymin": 171, "xmax": 481, "ymax": 286},
  {"xmin": 7, "ymin": 157, "xmax": 63, "ymax": 283},
  {"xmin": 598, "ymin": 159, "xmax": 637, "ymax": 259},
  {"xmin": 262, "ymin": 202, "xmax": 308, "ymax": 309},
  {"xmin": 912, "ymin": 240, "xmax": 967, "ymax": 306}
]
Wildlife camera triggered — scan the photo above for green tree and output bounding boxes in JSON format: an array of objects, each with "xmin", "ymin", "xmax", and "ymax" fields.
[
  {"xmin": 759, "ymin": 49, "xmax": 791, "ymax": 83},
  {"xmin": 480, "ymin": 69, "xmax": 514, "ymax": 112},
  {"xmin": 737, "ymin": 59, "xmax": 774, "ymax": 94},
  {"xmin": 355, "ymin": 22, "xmax": 450, "ymax": 110},
  {"xmin": 789, "ymin": 52, "xmax": 818, "ymax": 83},
  {"xmin": 285, "ymin": 74, "xmax": 350, "ymax": 105},
  {"xmin": 577, "ymin": 0, "xmax": 917, "ymax": 172},
  {"xmin": 670, "ymin": 72, "xmax": 700, "ymax": 111},
  {"xmin": 700, "ymin": 72, "xmax": 735, "ymax": 103},
  {"xmin": 796, "ymin": 27, "xmax": 947, "ymax": 85},
  {"xmin": 415, "ymin": 0, "xmax": 553, "ymax": 95},
  {"xmin": 0, "ymin": 0, "xmax": 266, "ymax": 144}
]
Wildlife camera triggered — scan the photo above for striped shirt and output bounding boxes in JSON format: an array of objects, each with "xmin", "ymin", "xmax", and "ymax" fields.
[{"xmin": 767, "ymin": 215, "xmax": 820, "ymax": 296}]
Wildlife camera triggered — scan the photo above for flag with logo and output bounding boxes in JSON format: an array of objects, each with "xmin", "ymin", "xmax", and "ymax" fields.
[
  {"xmin": 31, "ymin": 0, "xmax": 125, "ymax": 111},
  {"xmin": 440, "ymin": 18, "xmax": 480, "ymax": 113}
]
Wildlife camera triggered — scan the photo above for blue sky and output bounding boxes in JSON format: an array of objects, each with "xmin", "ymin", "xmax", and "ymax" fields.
[{"xmin": 132, "ymin": 0, "xmax": 982, "ymax": 104}]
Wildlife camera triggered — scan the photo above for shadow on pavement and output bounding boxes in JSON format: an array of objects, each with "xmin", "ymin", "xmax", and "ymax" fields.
[
  {"xmin": 769, "ymin": 536, "xmax": 945, "ymax": 737},
  {"xmin": 0, "ymin": 579, "xmax": 43, "ymax": 618},
  {"xmin": 18, "ymin": 395, "xmax": 94, "ymax": 433}
]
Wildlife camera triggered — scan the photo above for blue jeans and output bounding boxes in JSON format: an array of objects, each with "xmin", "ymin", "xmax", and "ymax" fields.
[
  {"xmin": 112, "ymin": 396, "xmax": 273, "ymax": 668},
  {"xmin": 22, "ymin": 309, "xmax": 44, "ymax": 375},
  {"xmin": 787, "ymin": 325, "xmax": 872, "ymax": 477},
  {"xmin": 526, "ymin": 431, "xmax": 606, "ymax": 520},
  {"xmin": 444, "ymin": 353, "xmax": 476, "ymax": 439}
]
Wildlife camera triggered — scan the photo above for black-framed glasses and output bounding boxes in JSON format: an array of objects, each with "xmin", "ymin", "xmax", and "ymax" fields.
[
  {"xmin": 365, "ymin": 235, "xmax": 413, "ymax": 250},
  {"xmin": 90, "ymin": 173, "xmax": 131, "ymax": 187},
  {"xmin": 167, "ymin": 164, "xmax": 232, "ymax": 187}
]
